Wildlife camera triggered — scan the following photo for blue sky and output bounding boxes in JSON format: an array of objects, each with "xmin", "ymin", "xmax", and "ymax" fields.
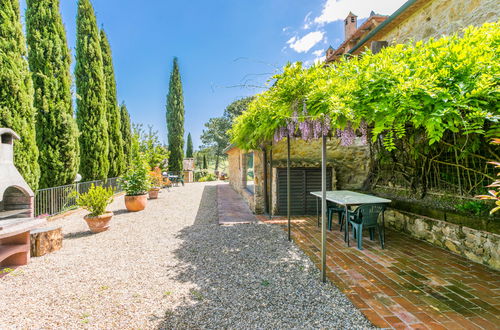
[{"xmin": 20, "ymin": 0, "xmax": 406, "ymax": 149}]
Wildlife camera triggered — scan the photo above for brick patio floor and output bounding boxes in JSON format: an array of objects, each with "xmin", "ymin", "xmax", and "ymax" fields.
[{"xmin": 258, "ymin": 216, "xmax": 500, "ymax": 329}]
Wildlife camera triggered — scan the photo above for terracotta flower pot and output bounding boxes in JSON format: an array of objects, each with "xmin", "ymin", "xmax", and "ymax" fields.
[
  {"xmin": 84, "ymin": 212, "xmax": 113, "ymax": 233},
  {"xmin": 124, "ymin": 194, "xmax": 147, "ymax": 212},
  {"xmin": 148, "ymin": 188, "xmax": 160, "ymax": 199}
]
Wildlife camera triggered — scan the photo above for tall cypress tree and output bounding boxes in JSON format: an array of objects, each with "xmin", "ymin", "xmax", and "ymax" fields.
[
  {"xmin": 186, "ymin": 132, "xmax": 193, "ymax": 158},
  {"xmin": 166, "ymin": 57, "xmax": 185, "ymax": 172},
  {"xmin": 100, "ymin": 29, "xmax": 124, "ymax": 177},
  {"xmin": 120, "ymin": 102, "xmax": 132, "ymax": 167},
  {"xmin": 26, "ymin": 0, "xmax": 79, "ymax": 188},
  {"xmin": 202, "ymin": 154, "xmax": 207, "ymax": 169},
  {"xmin": 75, "ymin": 0, "xmax": 109, "ymax": 180},
  {"xmin": 0, "ymin": 0, "xmax": 40, "ymax": 189}
]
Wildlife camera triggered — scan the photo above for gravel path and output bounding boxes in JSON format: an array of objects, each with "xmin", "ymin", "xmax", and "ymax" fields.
[{"xmin": 0, "ymin": 182, "xmax": 371, "ymax": 329}]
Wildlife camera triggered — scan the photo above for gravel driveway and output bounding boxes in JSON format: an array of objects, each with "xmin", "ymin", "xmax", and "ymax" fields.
[{"xmin": 0, "ymin": 182, "xmax": 371, "ymax": 329}]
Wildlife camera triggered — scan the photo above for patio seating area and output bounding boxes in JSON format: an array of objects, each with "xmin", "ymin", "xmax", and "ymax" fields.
[{"xmin": 259, "ymin": 215, "xmax": 500, "ymax": 329}]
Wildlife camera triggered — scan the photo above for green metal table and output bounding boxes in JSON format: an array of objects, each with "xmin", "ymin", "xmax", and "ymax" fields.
[{"xmin": 311, "ymin": 190, "xmax": 391, "ymax": 247}]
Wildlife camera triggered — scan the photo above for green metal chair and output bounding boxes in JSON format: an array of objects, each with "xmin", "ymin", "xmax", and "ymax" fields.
[
  {"xmin": 346, "ymin": 204, "xmax": 385, "ymax": 250},
  {"xmin": 327, "ymin": 202, "xmax": 345, "ymax": 231}
]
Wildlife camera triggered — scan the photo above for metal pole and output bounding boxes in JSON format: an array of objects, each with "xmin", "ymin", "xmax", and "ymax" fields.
[
  {"xmin": 263, "ymin": 146, "xmax": 268, "ymax": 215},
  {"xmin": 269, "ymin": 141, "xmax": 273, "ymax": 220},
  {"xmin": 287, "ymin": 134, "xmax": 291, "ymax": 241},
  {"xmin": 321, "ymin": 135, "xmax": 327, "ymax": 283}
]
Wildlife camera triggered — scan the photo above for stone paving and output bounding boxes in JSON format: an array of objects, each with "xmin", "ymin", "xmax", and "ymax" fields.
[
  {"xmin": 259, "ymin": 216, "xmax": 500, "ymax": 329},
  {"xmin": 217, "ymin": 183, "xmax": 257, "ymax": 225}
]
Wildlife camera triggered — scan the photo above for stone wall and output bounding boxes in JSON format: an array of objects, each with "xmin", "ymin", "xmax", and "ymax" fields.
[
  {"xmin": 226, "ymin": 146, "xmax": 264, "ymax": 214},
  {"xmin": 385, "ymin": 208, "xmax": 500, "ymax": 270},
  {"xmin": 381, "ymin": 0, "xmax": 500, "ymax": 43},
  {"xmin": 271, "ymin": 137, "xmax": 371, "ymax": 190}
]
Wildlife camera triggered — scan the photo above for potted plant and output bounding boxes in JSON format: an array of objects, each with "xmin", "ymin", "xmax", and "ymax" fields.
[
  {"xmin": 74, "ymin": 184, "xmax": 115, "ymax": 233},
  {"xmin": 120, "ymin": 161, "xmax": 150, "ymax": 212},
  {"xmin": 148, "ymin": 167, "xmax": 163, "ymax": 199}
]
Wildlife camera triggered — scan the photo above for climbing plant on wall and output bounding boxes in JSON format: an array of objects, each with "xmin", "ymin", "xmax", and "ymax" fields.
[{"xmin": 230, "ymin": 22, "xmax": 499, "ymax": 197}]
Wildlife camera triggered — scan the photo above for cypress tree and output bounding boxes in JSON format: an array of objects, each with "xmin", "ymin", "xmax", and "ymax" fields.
[
  {"xmin": 120, "ymin": 102, "xmax": 132, "ymax": 167},
  {"xmin": 0, "ymin": 0, "xmax": 40, "ymax": 189},
  {"xmin": 186, "ymin": 132, "xmax": 193, "ymax": 158},
  {"xmin": 100, "ymin": 29, "xmax": 124, "ymax": 177},
  {"xmin": 166, "ymin": 57, "xmax": 185, "ymax": 172},
  {"xmin": 26, "ymin": 0, "xmax": 79, "ymax": 188},
  {"xmin": 202, "ymin": 154, "xmax": 207, "ymax": 169},
  {"xmin": 75, "ymin": 0, "xmax": 109, "ymax": 180}
]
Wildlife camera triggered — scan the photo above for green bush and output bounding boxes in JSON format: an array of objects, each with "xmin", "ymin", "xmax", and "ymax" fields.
[
  {"xmin": 75, "ymin": 184, "xmax": 114, "ymax": 217},
  {"xmin": 120, "ymin": 162, "xmax": 150, "ymax": 196},
  {"xmin": 198, "ymin": 173, "xmax": 217, "ymax": 182},
  {"xmin": 454, "ymin": 200, "xmax": 489, "ymax": 216}
]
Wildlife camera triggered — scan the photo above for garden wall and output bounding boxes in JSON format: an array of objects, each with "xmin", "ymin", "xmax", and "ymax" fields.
[
  {"xmin": 381, "ymin": 0, "xmax": 500, "ymax": 43},
  {"xmin": 385, "ymin": 208, "xmax": 500, "ymax": 271}
]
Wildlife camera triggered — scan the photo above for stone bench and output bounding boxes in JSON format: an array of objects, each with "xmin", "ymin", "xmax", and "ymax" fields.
[{"xmin": 30, "ymin": 226, "xmax": 63, "ymax": 257}]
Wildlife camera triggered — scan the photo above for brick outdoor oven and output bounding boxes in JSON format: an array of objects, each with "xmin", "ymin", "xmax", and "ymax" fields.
[{"xmin": 0, "ymin": 128, "xmax": 44, "ymax": 269}]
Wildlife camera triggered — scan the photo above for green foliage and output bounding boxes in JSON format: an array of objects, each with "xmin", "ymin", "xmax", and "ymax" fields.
[
  {"xmin": 454, "ymin": 200, "xmax": 489, "ymax": 216},
  {"xmin": 119, "ymin": 130, "xmax": 151, "ymax": 196},
  {"xmin": 198, "ymin": 173, "xmax": 217, "ymax": 182},
  {"xmin": 100, "ymin": 29, "xmax": 124, "ymax": 177},
  {"xmin": 120, "ymin": 102, "xmax": 132, "ymax": 167},
  {"xmin": 166, "ymin": 57, "xmax": 185, "ymax": 171},
  {"xmin": 134, "ymin": 124, "xmax": 169, "ymax": 170},
  {"xmin": 0, "ymin": 0, "xmax": 40, "ymax": 189},
  {"xmin": 75, "ymin": 0, "xmax": 109, "ymax": 181},
  {"xmin": 186, "ymin": 132, "xmax": 193, "ymax": 158},
  {"xmin": 26, "ymin": 0, "xmax": 79, "ymax": 189},
  {"xmin": 201, "ymin": 117, "xmax": 231, "ymax": 171},
  {"xmin": 202, "ymin": 154, "xmax": 207, "ymax": 169},
  {"xmin": 224, "ymin": 96, "xmax": 255, "ymax": 122},
  {"xmin": 74, "ymin": 184, "xmax": 114, "ymax": 217},
  {"xmin": 120, "ymin": 163, "xmax": 150, "ymax": 196},
  {"xmin": 230, "ymin": 22, "xmax": 500, "ymax": 151}
]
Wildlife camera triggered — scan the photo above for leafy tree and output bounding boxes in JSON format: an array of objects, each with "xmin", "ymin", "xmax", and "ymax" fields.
[
  {"xmin": 224, "ymin": 96, "xmax": 254, "ymax": 122},
  {"xmin": 0, "ymin": 0, "xmax": 40, "ymax": 189},
  {"xmin": 25, "ymin": 0, "xmax": 79, "ymax": 188},
  {"xmin": 166, "ymin": 57, "xmax": 185, "ymax": 172},
  {"xmin": 134, "ymin": 124, "xmax": 169, "ymax": 170},
  {"xmin": 186, "ymin": 132, "xmax": 193, "ymax": 158},
  {"xmin": 120, "ymin": 102, "xmax": 132, "ymax": 166},
  {"xmin": 75, "ymin": 0, "xmax": 109, "ymax": 180},
  {"xmin": 100, "ymin": 29, "xmax": 124, "ymax": 177},
  {"xmin": 201, "ymin": 117, "xmax": 231, "ymax": 171}
]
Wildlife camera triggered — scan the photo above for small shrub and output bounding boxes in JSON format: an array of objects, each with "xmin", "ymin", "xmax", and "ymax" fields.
[
  {"xmin": 454, "ymin": 200, "xmax": 489, "ymax": 216},
  {"xmin": 120, "ymin": 161, "xmax": 150, "ymax": 196},
  {"xmin": 74, "ymin": 184, "xmax": 114, "ymax": 217},
  {"xmin": 149, "ymin": 167, "xmax": 163, "ymax": 188},
  {"xmin": 198, "ymin": 173, "xmax": 217, "ymax": 182}
]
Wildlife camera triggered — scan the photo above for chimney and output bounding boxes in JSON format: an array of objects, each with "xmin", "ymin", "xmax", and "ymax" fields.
[
  {"xmin": 344, "ymin": 12, "xmax": 358, "ymax": 40},
  {"xmin": 0, "ymin": 128, "xmax": 34, "ymax": 219}
]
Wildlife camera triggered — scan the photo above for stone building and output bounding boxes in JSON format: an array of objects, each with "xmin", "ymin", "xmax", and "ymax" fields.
[
  {"xmin": 327, "ymin": 0, "xmax": 500, "ymax": 61},
  {"xmin": 227, "ymin": 0, "xmax": 499, "ymax": 218}
]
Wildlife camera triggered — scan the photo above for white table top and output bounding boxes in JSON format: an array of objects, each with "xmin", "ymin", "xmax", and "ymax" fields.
[{"xmin": 310, "ymin": 190, "xmax": 391, "ymax": 206}]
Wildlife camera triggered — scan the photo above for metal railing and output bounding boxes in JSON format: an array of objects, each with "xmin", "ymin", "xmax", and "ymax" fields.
[{"xmin": 34, "ymin": 177, "xmax": 121, "ymax": 217}]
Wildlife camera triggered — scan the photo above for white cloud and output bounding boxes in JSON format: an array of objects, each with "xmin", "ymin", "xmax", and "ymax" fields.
[
  {"xmin": 314, "ymin": 0, "xmax": 407, "ymax": 25},
  {"xmin": 312, "ymin": 49, "xmax": 324, "ymax": 57},
  {"xmin": 287, "ymin": 31, "xmax": 325, "ymax": 53},
  {"xmin": 303, "ymin": 11, "xmax": 313, "ymax": 29}
]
